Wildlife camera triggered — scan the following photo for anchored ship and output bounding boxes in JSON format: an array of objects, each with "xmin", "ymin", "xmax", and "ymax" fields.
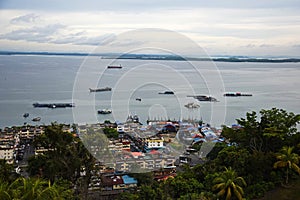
[
  {"xmin": 89, "ymin": 87, "xmax": 112, "ymax": 92},
  {"xmin": 107, "ymin": 64, "xmax": 122, "ymax": 69},
  {"xmin": 224, "ymin": 92, "xmax": 252, "ymax": 97},
  {"xmin": 98, "ymin": 109, "xmax": 112, "ymax": 114},
  {"xmin": 184, "ymin": 102, "xmax": 200, "ymax": 109},
  {"xmin": 187, "ymin": 95, "xmax": 218, "ymax": 102},
  {"xmin": 32, "ymin": 117, "xmax": 41, "ymax": 121},
  {"xmin": 33, "ymin": 102, "xmax": 75, "ymax": 108},
  {"xmin": 159, "ymin": 91, "xmax": 174, "ymax": 95}
]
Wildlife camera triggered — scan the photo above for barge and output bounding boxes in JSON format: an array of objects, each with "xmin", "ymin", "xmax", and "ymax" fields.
[
  {"xmin": 89, "ymin": 87, "xmax": 112, "ymax": 92},
  {"xmin": 187, "ymin": 95, "xmax": 218, "ymax": 102},
  {"xmin": 107, "ymin": 64, "xmax": 122, "ymax": 69},
  {"xmin": 33, "ymin": 102, "xmax": 75, "ymax": 108},
  {"xmin": 224, "ymin": 92, "xmax": 252, "ymax": 97}
]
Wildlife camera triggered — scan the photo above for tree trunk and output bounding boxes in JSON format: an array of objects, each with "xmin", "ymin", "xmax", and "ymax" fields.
[{"xmin": 286, "ymin": 167, "xmax": 289, "ymax": 185}]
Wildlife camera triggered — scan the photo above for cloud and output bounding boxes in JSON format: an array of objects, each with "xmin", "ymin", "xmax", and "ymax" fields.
[
  {"xmin": 0, "ymin": 23, "xmax": 66, "ymax": 43},
  {"xmin": 259, "ymin": 44, "xmax": 275, "ymax": 48},
  {"xmin": 0, "ymin": 21, "xmax": 116, "ymax": 46},
  {"xmin": 52, "ymin": 33, "xmax": 116, "ymax": 46},
  {"xmin": 1, "ymin": 0, "xmax": 300, "ymax": 11},
  {"xmin": 10, "ymin": 13, "xmax": 41, "ymax": 24}
]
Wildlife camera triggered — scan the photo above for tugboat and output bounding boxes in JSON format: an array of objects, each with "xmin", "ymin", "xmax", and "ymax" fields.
[{"xmin": 98, "ymin": 109, "xmax": 112, "ymax": 114}]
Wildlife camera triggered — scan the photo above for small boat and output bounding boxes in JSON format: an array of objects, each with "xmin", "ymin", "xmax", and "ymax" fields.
[
  {"xmin": 89, "ymin": 87, "xmax": 112, "ymax": 92},
  {"xmin": 158, "ymin": 91, "xmax": 174, "ymax": 95},
  {"xmin": 136, "ymin": 98, "xmax": 142, "ymax": 101},
  {"xmin": 184, "ymin": 102, "xmax": 200, "ymax": 109},
  {"xmin": 32, "ymin": 117, "xmax": 41, "ymax": 122},
  {"xmin": 23, "ymin": 113, "xmax": 29, "ymax": 118},
  {"xmin": 107, "ymin": 64, "xmax": 122, "ymax": 69},
  {"xmin": 224, "ymin": 92, "xmax": 252, "ymax": 97},
  {"xmin": 98, "ymin": 109, "xmax": 112, "ymax": 114}
]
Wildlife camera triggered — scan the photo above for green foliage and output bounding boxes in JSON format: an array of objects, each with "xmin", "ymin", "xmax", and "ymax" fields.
[
  {"xmin": 0, "ymin": 160, "xmax": 17, "ymax": 183},
  {"xmin": 163, "ymin": 175, "xmax": 204, "ymax": 199},
  {"xmin": 245, "ymin": 181, "xmax": 275, "ymax": 199},
  {"xmin": 130, "ymin": 172, "xmax": 155, "ymax": 186},
  {"xmin": 139, "ymin": 185, "xmax": 158, "ymax": 200},
  {"xmin": 117, "ymin": 191, "xmax": 139, "ymax": 200},
  {"xmin": 206, "ymin": 142, "xmax": 227, "ymax": 160},
  {"xmin": 222, "ymin": 108, "xmax": 300, "ymax": 153},
  {"xmin": 28, "ymin": 123, "xmax": 95, "ymax": 198},
  {"xmin": 103, "ymin": 127, "xmax": 119, "ymax": 139},
  {"xmin": 245, "ymin": 151, "xmax": 275, "ymax": 184},
  {"xmin": 215, "ymin": 146, "xmax": 250, "ymax": 175},
  {"xmin": 0, "ymin": 177, "xmax": 74, "ymax": 200}
]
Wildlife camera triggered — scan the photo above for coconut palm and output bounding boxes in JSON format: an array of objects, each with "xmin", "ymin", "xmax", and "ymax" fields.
[
  {"xmin": 6, "ymin": 177, "xmax": 72, "ymax": 200},
  {"xmin": 212, "ymin": 167, "xmax": 246, "ymax": 200},
  {"xmin": 0, "ymin": 181, "xmax": 11, "ymax": 200},
  {"xmin": 274, "ymin": 146, "xmax": 300, "ymax": 184}
]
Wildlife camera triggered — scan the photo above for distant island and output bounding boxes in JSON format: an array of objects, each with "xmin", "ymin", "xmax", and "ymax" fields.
[{"xmin": 1, "ymin": 51, "xmax": 300, "ymax": 63}]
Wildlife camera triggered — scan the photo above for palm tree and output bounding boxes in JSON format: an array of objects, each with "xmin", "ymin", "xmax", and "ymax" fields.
[
  {"xmin": 212, "ymin": 167, "xmax": 246, "ymax": 200},
  {"xmin": 7, "ymin": 177, "xmax": 71, "ymax": 200},
  {"xmin": 0, "ymin": 181, "xmax": 11, "ymax": 200},
  {"xmin": 274, "ymin": 146, "xmax": 300, "ymax": 184}
]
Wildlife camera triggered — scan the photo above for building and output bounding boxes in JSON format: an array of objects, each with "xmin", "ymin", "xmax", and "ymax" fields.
[
  {"xmin": 101, "ymin": 174, "xmax": 138, "ymax": 191},
  {"xmin": 145, "ymin": 137, "xmax": 164, "ymax": 149},
  {"xmin": 0, "ymin": 146, "xmax": 14, "ymax": 164}
]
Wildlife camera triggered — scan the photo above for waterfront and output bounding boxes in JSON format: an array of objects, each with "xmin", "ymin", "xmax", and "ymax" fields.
[{"xmin": 0, "ymin": 55, "xmax": 299, "ymax": 128}]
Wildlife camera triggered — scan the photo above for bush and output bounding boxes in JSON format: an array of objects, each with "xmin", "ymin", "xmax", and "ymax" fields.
[{"xmin": 246, "ymin": 181, "xmax": 275, "ymax": 199}]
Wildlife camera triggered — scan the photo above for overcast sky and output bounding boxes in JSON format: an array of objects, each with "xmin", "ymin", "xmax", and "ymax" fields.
[{"xmin": 0, "ymin": 0, "xmax": 300, "ymax": 56}]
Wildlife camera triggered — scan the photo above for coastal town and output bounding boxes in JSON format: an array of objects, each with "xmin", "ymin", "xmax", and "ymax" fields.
[{"xmin": 0, "ymin": 113, "xmax": 226, "ymax": 198}]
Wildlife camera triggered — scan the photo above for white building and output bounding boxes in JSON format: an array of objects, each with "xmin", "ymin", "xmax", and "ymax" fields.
[
  {"xmin": 0, "ymin": 146, "xmax": 14, "ymax": 164},
  {"xmin": 145, "ymin": 137, "xmax": 164, "ymax": 149}
]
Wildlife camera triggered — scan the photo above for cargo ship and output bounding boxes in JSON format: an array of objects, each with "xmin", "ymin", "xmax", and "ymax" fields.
[{"xmin": 89, "ymin": 87, "xmax": 112, "ymax": 92}]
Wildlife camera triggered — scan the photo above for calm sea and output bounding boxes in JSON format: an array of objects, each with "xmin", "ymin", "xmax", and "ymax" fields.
[{"xmin": 0, "ymin": 55, "xmax": 299, "ymax": 129}]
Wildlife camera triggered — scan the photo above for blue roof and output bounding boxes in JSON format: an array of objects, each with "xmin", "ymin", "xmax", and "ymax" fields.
[{"xmin": 122, "ymin": 175, "xmax": 138, "ymax": 185}]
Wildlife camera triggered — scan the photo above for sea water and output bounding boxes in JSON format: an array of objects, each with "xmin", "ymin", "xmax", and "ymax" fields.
[{"xmin": 0, "ymin": 55, "xmax": 299, "ymax": 129}]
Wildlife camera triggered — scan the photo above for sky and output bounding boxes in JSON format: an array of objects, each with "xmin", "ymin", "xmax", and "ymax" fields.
[{"xmin": 0, "ymin": 0, "xmax": 300, "ymax": 56}]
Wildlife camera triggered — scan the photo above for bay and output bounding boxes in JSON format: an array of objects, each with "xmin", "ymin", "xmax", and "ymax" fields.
[{"xmin": 0, "ymin": 55, "xmax": 299, "ymax": 129}]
